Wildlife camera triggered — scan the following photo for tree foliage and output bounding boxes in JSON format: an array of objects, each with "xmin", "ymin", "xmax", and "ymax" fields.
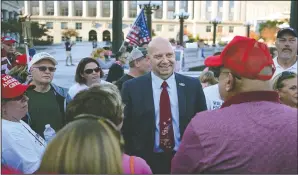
[
  {"xmin": 62, "ymin": 29, "xmax": 79, "ymax": 38},
  {"xmin": 31, "ymin": 22, "xmax": 49, "ymax": 39},
  {"xmin": 258, "ymin": 20, "xmax": 284, "ymax": 43}
]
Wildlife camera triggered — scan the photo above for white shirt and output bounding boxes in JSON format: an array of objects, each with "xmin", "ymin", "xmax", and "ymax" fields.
[
  {"xmin": 68, "ymin": 80, "xmax": 111, "ymax": 99},
  {"xmin": 272, "ymin": 56, "xmax": 297, "ymax": 79},
  {"xmin": 151, "ymin": 72, "xmax": 180, "ymax": 152},
  {"xmin": 2, "ymin": 119, "xmax": 46, "ymax": 174},
  {"xmin": 203, "ymin": 84, "xmax": 223, "ymax": 110}
]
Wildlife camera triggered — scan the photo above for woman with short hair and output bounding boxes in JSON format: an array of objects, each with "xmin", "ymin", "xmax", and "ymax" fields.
[
  {"xmin": 68, "ymin": 57, "xmax": 110, "ymax": 99},
  {"xmin": 1, "ymin": 75, "xmax": 46, "ymax": 174},
  {"xmin": 199, "ymin": 71, "xmax": 218, "ymax": 88},
  {"xmin": 38, "ymin": 113, "xmax": 123, "ymax": 174},
  {"xmin": 272, "ymin": 71, "xmax": 297, "ymax": 108}
]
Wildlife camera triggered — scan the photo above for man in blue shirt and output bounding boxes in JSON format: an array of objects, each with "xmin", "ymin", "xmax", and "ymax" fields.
[{"xmin": 65, "ymin": 38, "xmax": 74, "ymax": 66}]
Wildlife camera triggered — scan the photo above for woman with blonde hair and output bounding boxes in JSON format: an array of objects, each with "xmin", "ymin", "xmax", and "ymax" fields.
[
  {"xmin": 38, "ymin": 113, "xmax": 123, "ymax": 174},
  {"xmin": 65, "ymin": 84, "xmax": 153, "ymax": 174},
  {"xmin": 199, "ymin": 71, "xmax": 218, "ymax": 88},
  {"xmin": 9, "ymin": 54, "xmax": 30, "ymax": 84}
]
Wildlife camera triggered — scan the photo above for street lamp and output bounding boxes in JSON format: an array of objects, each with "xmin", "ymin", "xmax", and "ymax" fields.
[
  {"xmin": 174, "ymin": 9, "xmax": 190, "ymax": 46},
  {"xmin": 210, "ymin": 17, "xmax": 221, "ymax": 47},
  {"xmin": 138, "ymin": 1, "xmax": 161, "ymax": 38},
  {"xmin": 244, "ymin": 21, "xmax": 252, "ymax": 38}
]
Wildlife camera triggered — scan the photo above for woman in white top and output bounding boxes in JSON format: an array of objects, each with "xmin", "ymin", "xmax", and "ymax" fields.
[
  {"xmin": 1, "ymin": 74, "xmax": 46, "ymax": 174},
  {"xmin": 68, "ymin": 57, "xmax": 111, "ymax": 99}
]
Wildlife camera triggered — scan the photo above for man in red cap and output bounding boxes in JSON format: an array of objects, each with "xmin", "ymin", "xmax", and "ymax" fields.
[
  {"xmin": 171, "ymin": 36, "xmax": 297, "ymax": 174},
  {"xmin": 1, "ymin": 36, "xmax": 21, "ymax": 74}
]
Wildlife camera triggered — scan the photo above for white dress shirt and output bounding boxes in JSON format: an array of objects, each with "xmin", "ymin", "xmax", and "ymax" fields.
[
  {"xmin": 272, "ymin": 56, "xmax": 297, "ymax": 79},
  {"xmin": 151, "ymin": 72, "xmax": 180, "ymax": 152}
]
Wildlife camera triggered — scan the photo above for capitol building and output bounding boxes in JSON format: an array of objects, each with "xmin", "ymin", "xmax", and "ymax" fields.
[{"xmin": 23, "ymin": 1, "xmax": 291, "ymax": 44}]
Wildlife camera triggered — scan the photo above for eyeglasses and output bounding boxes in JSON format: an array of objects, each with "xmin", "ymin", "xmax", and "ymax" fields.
[
  {"xmin": 33, "ymin": 66, "xmax": 56, "ymax": 72},
  {"xmin": 84, "ymin": 67, "xmax": 101, "ymax": 74},
  {"xmin": 275, "ymin": 71, "xmax": 297, "ymax": 89},
  {"xmin": 74, "ymin": 114, "xmax": 124, "ymax": 150}
]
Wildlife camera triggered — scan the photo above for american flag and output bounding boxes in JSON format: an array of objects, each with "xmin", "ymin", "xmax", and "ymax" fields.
[{"xmin": 126, "ymin": 9, "xmax": 151, "ymax": 46}]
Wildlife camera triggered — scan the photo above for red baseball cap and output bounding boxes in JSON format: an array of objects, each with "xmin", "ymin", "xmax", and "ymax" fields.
[
  {"xmin": 16, "ymin": 54, "xmax": 27, "ymax": 65},
  {"xmin": 204, "ymin": 36, "xmax": 276, "ymax": 80},
  {"xmin": 1, "ymin": 75, "xmax": 34, "ymax": 99},
  {"xmin": 1, "ymin": 36, "xmax": 16, "ymax": 44}
]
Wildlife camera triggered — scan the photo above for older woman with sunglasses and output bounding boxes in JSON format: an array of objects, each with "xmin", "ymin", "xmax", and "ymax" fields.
[
  {"xmin": 272, "ymin": 71, "xmax": 297, "ymax": 108},
  {"xmin": 68, "ymin": 57, "xmax": 111, "ymax": 99},
  {"xmin": 1, "ymin": 75, "xmax": 47, "ymax": 174},
  {"xmin": 65, "ymin": 84, "xmax": 153, "ymax": 174}
]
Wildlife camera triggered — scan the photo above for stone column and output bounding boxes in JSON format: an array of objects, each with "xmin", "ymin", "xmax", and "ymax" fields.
[
  {"xmin": 82, "ymin": 1, "xmax": 88, "ymax": 17},
  {"xmin": 39, "ymin": 1, "xmax": 44, "ymax": 16},
  {"xmin": 200, "ymin": 1, "xmax": 206, "ymax": 20},
  {"xmin": 222, "ymin": 1, "xmax": 229, "ymax": 21},
  {"xmin": 68, "ymin": 1, "xmax": 74, "ymax": 17},
  {"xmin": 193, "ymin": 1, "xmax": 201, "ymax": 21},
  {"xmin": 96, "ymin": 1, "xmax": 101, "ymax": 18},
  {"xmin": 110, "ymin": 1, "xmax": 113, "ymax": 18},
  {"xmin": 24, "ymin": 1, "xmax": 31, "ymax": 15},
  {"xmin": 175, "ymin": 1, "xmax": 180, "ymax": 14},
  {"xmin": 162, "ymin": 1, "xmax": 168, "ymax": 20},
  {"xmin": 123, "ymin": 1, "xmax": 128, "ymax": 18},
  {"xmin": 54, "ymin": 1, "xmax": 60, "ymax": 16},
  {"xmin": 211, "ymin": 1, "xmax": 218, "ymax": 19},
  {"xmin": 187, "ymin": 1, "xmax": 193, "ymax": 19},
  {"xmin": 234, "ymin": 1, "xmax": 241, "ymax": 21},
  {"xmin": 240, "ymin": 1, "xmax": 246, "ymax": 22}
]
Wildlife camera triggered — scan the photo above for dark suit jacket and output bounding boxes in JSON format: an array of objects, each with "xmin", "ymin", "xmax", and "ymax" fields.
[{"xmin": 121, "ymin": 72, "xmax": 207, "ymax": 159}]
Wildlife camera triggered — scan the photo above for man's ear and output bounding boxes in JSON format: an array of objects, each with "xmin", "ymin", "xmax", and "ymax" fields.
[{"xmin": 225, "ymin": 73, "xmax": 235, "ymax": 92}]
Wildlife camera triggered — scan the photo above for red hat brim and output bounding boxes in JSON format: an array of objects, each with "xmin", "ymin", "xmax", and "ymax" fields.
[{"xmin": 204, "ymin": 55, "xmax": 223, "ymax": 68}]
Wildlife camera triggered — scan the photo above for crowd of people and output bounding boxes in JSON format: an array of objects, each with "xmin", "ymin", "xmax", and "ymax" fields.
[{"xmin": 1, "ymin": 26, "xmax": 297, "ymax": 174}]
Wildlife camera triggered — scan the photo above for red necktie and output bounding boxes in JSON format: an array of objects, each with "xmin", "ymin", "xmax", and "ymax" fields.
[{"xmin": 159, "ymin": 81, "xmax": 174, "ymax": 152}]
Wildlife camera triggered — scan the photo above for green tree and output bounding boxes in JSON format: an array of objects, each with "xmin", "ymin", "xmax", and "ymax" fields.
[
  {"xmin": 31, "ymin": 22, "xmax": 49, "ymax": 39},
  {"xmin": 61, "ymin": 29, "xmax": 79, "ymax": 38}
]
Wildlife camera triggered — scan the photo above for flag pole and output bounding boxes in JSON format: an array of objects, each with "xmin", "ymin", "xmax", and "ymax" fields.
[{"xmin": 118, "ymin": 8, "xmax": 145, "ymax": 52}]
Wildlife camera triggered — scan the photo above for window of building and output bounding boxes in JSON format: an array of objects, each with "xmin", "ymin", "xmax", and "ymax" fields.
[
  {"xmin": 46, "ymin": 22, "xmax": 53, "ymax": 29},
  {"xmin": 75, "ymin": 23, "xmax": 82, "ymax": 29},
  {"xmin": 31, "ymin": 1, "xmax": 39, "ymax": 15},
  {"xmin": 217, "ymin": 26, "xmax": 223, "ymax": 33},
  {"xmin": 102, "ymin": 1, "xmax": 110, "ymax": 17},
  {"xmin": 61, "ymin": 36, "xmax": 66, "ymax": 42},
  {"xmin": 229, "ymin": 26, "xmax": 234, "ymax": 33},
  {"xmin": 47, "ymin": 36, "xmax": 54, "ymax": 42},
  {"xmin": 168, "ymin": 25, "xmax": 175, "ymax": 32},
  {"xmin": 206, "ymin": 12, "xmax": 212, "ymax": 21},
  {"xmin": 128, "ymin": 1, "xmax": 137, "ymax": 18},
  {"xmin": 60, "ymin": 1, "xmax": 68, "ymax": 16},
  {"xmin": 229, "ymin": 0, "xmax": 234, "ymax": 8},
  {"xmin": 154, "ymin": 1, "xmax": 163, "ymax": 19},
  {"xmin": 89, "ymin": 2, "xmax": 96, "ymax": 17},
  {"xmin": 206, "ymin": 26, "xmax": 211, "ymax": 33},
  {"xmin": 156, "ymin": 24, "xmax": 162, "ymax": 32},
  {"xmin": 206, "ymin": 1, "xmax": 212, "ymax": 20},
  {"xmin": 61, "ymin": 22, "xmax": 68, "ymax": 29},
  {"xmin": 74, "ymin": 2, "xmax": 82, "ymax": 16},
  {"xmin": 45, "ymin": 1, "xmax": 54, "ymax": 16},
  {"xmin": 76, "ymin": 36, "xmax": 82, "ymax": 42},
  {"xmin": 167, "ymin": 1, "xmax": 175, "ymax": 19},
  {"xmin": 180, "ymin": 1, "xmax": 188, "ymax": 12}
]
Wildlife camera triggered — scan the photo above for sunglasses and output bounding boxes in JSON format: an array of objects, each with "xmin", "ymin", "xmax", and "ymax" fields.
[
  {"xmin": 84, "ymin": 67, "xmax": 101, "ymax": 74},
  {"xmin": 74, "ymin": 114, "xmax": 124, "ymax": 150},
  {"xmin": 33, "ymin": 66, "xmax": 56, "ymax": 72},
  {"xmin": 275, "ymin": 71, "xmax": 296, "ymax": 89}
]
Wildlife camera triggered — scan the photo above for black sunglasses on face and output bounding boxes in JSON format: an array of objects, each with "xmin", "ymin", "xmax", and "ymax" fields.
[
  {"xmin": 33, "ymin": 66, "xmax": 56, "ymax": 72},
  {"xmin": 84, "ymin": 67, "xmax": 101, "ymax": 74}
]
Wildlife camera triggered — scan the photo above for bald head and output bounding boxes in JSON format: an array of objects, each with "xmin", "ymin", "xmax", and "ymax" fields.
[
  {"xmin": 148, "ymin": 37, "xmax": 173, "ymax": 55},
  {"xmin": 147, "ymin": 37, "xmax": 176, "ymax": 80}
]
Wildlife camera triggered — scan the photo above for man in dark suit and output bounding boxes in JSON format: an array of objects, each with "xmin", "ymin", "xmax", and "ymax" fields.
[{"xmin": 121, "ymin": 37, "xmax": 207, "ymax": 173}]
